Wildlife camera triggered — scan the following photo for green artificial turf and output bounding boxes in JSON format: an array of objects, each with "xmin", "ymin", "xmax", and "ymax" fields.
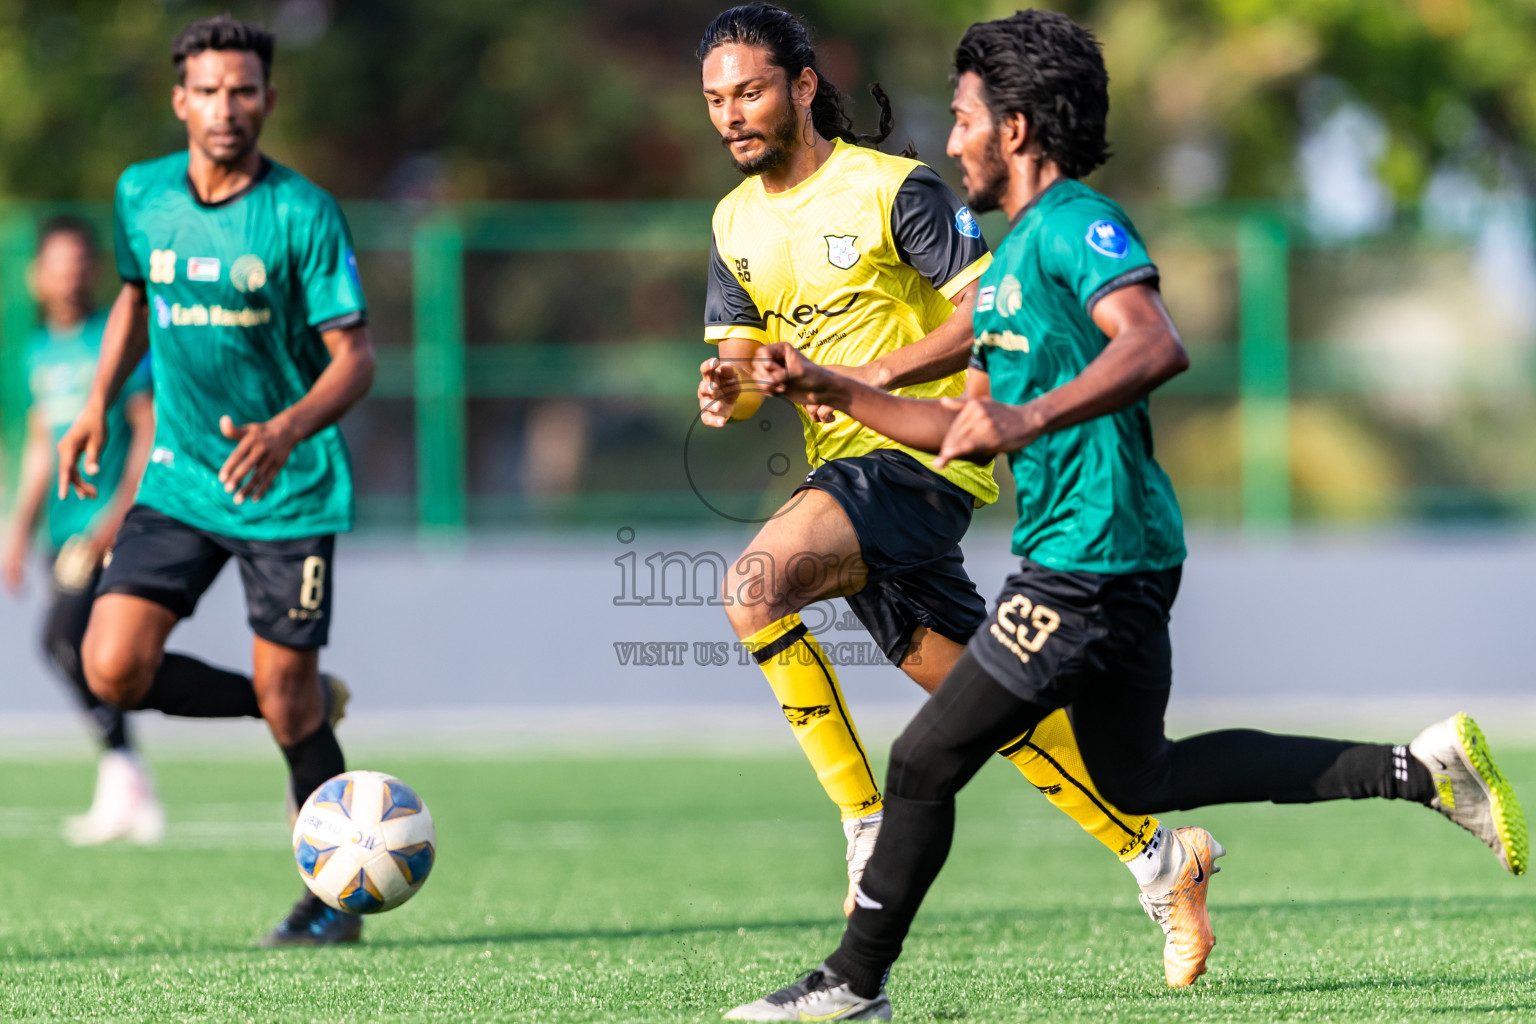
[{"xmin": 2, "ymin": 745, "xmax": 1534, "ymax": 1022}]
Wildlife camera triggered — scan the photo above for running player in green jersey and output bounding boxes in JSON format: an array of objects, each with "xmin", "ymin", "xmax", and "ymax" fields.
[
  {"xmin": 694, "ymin": 5, "xmax": 1211, "ymax": 940},
  {"xmin": 57, "ymin": 15, "xmax": 375, "ymax": 946},
  {"xmin": 9, "ymin": 216, "xmax": 344, "ymax": 847},
  {"xmin": 4, "ymin": 217, "xmax": 164, "ymax": 845},
  {"xmin": 729, "ymin": 11, "xmax": 1526, "ymax": 1018}
]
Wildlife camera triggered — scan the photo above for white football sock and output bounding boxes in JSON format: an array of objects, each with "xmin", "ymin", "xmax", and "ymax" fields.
[{"xmin": 1126, "ymin": 824, "xmax": 1186, "ymax": 892}]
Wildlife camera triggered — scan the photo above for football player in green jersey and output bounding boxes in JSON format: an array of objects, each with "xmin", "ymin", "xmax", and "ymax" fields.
[
  {"xmin": 57, "ymin": 15, "xmax": 375, "ymax": 946},
  {"xmin": 4, "ymin": 217, "xmax": 164, "ymax": 845},
  {"xmin": 729, "ymin": 11, "xmax": 1525, "ymax": 1018}
]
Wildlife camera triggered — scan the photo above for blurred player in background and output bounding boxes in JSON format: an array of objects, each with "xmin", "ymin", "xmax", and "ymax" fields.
[
  {"xmin": 695, "ymin": 1, "xmax": 1212, "ymax": 958},
  {"xmin": 730, "ymin": 11, "xmax": 1527, "ymax": 1018},
  {"xmin": 57, "ymin": 15, "xmax": 374, "ymax": 946},
  {"xmin": 3, "ymin": 216, "xmax": 163, "ymax": 845}
]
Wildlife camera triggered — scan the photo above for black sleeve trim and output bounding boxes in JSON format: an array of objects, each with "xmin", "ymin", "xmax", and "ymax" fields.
[
  {"xmin": 120, "ymin": 275, "xmax": 145, "ymax": 286},
  {"xmin": 891, "ymin": 165, "xmax": 990, "ymax": 292},
  {"xmin": 1085, "ymin": 265, "xmax": 1159, "ymax": 315},
  {"xmin": 705, "ymin": 234, "xmax": 764, "ymax": 330},
  {"xmin": 968, "ymin": 348, "xmax": 987, "ymax": 373},
  {"xmin": 314, "ymin": 310, "xmax": 367, "ymax": 333}
]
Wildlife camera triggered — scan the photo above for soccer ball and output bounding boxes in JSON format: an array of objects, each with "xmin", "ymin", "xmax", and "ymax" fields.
[{"xmin": 291, "ymin": 770, "xmax": 436, "ymax": 914}]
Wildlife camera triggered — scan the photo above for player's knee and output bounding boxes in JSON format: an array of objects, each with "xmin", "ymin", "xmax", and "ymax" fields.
[
  {"xmin": 80, "ymin": 629, "xmax": 154, "ymax": 709},
  {"xmin": 886, "ymin": 722, "xmax": 968, "ymax": 803}
]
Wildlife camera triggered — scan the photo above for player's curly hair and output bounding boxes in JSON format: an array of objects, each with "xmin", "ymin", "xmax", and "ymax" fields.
[
  {"xmin": 699, "ymin": 3, "xmax": 912, "ymax": 156},
  {"xmin": 953, "ymin": 10, "xmax": 1109, "ymax": 179},
  {"xmin": 172, "ymin": 13, "xmax": 275, "ymax": 84}
]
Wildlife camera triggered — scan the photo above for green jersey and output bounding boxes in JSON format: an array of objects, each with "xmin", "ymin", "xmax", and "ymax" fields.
[
  {"xmin": 969, "ymin": 179, "xmax": 1185, "ymax": 574},
  {"xmin": 26, "ymin": 312, "xmax": 152, "ymax": 549},
  {"xmin": 113, "ymin": 152, "xmax": 365, "ymax": 540}
]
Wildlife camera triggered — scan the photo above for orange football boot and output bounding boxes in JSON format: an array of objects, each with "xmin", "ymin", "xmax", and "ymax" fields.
[{"xmin": 1137, "ymin": 826, "xmax": 1226, "ymax": 987}]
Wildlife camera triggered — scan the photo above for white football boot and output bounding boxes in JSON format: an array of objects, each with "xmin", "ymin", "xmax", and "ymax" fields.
[
  {"xmin": 725, "ymin": 965, "xmax": 892, "ymax": 1021},
  {"xmin": 1409, "ymin": 713, "xmax": 1527, "ymax": 875},
  {"xmin": 64, "ymin": 749, "xmax": 166, "ymax": 845},
  {"xmin": 842, "ymin": 811, "xmax": 883, "ymax": 917}
]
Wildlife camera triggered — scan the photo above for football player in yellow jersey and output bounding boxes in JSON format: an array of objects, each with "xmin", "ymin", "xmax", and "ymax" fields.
[{"xmin": 694, "ymin": 2, "xmax": 1192, "ymax": 926}]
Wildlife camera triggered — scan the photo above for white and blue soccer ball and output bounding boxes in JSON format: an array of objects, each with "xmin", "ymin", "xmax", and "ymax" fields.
[{"xmin": 292, "ymin": 770, "xmax": 436, "ymax": 914}]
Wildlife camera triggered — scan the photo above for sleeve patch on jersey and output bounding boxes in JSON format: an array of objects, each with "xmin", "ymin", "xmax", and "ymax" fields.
[
  {"xmin": 825, "ymin": 234, "xmax": 860, "ymax": 270},
  {"xmin": 954, "ymin": 207, "xmax": 982, "ymax": 238},
  {"xmin": 976, "ymin": 285, "xmax": 996, "ymax": 312},
  {"xmin": 1085, "ymin": 220, "xmax": 1130, "ymax": 259}
]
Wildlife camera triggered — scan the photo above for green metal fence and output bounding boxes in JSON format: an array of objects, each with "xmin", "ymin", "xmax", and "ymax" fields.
[{"xmin": 0, "ymin": 199, "xmax": 1367, "ymax": 539}]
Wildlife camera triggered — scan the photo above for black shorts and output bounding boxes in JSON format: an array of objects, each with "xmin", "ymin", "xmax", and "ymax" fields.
[
  {"xmin": 967, "ymin": 558, "xmax": 1182, "ymax": 708},
  {"xmin": 98, "ymin": 505, "xmax": 336, "ymax": 649},
  {"xmin": 797, "ymin": 449, "xmax": 987, "ymax": 666}
]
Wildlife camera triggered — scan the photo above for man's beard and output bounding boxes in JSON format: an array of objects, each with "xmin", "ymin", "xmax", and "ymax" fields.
[
  {"xmin": 198, "ymin": 126, "xmax": 257, "ymax": 168},
  {"xmin": 963, "ymin": 133, "xmax": 1010, "ymax": 213},
  {"xmin": 725, "ymin": 104, "xmax": 801, "ymax": 178}
]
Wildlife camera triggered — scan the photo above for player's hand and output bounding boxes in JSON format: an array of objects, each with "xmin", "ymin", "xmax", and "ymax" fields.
[
  {"xmin": 757, "ymin": 344, "xmax": 842, "ymax": 415},
  {"xmin": 934, "ymin": 396, "xmax": 1036, "ymax": 468},
  {"xmin": 2, "ymin": 530, "xmax": 28, "ymax": 595},
  {"xmin": 57, "ymin": 404, "xmax": 108, "ymax": 501},
  {"xmin": 698, "ymin": 356, "xmax": 744, "ymax": 427},
  {"xmin": 218, "ymin": 414, "xmax": 300, "ymax": 505}
]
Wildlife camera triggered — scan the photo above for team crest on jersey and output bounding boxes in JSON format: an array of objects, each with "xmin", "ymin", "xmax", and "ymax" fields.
[
  {"xmin": 230, "ymin": 254, "xmax": 267, "ymax": 293},
  {"xmin": 153, "ymin": 295, "xmax": 172, "ymax": 328},
  {"xmin": 1085, "ymin": 220, "xmax": 1130, "ymax": 259},
  {"xmin": 824, "ymin": 234, "xmax": 860, "ymax": 270},
  {"xmin": 996, "ymin": 275, "xmax": 1023, "ymax": 317}
]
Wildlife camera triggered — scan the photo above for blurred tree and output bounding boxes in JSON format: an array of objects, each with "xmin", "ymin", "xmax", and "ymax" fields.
[{"xmin": 0, "ymin": 0, "xmax": 1530, "ymax": 203}]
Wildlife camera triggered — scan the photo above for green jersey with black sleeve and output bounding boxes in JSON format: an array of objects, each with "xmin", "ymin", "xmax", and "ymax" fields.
[
  {"xmin": 969, "ymin": 179, "xmax": 1186, "ymax": 574},
  {"xmin": 112, "ymin": 151, "xmax": 365, "ymax": 540}
]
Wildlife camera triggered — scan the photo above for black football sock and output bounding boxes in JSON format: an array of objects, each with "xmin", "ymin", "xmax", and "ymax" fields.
[
  {"xmin": 138, "ymin": 653, "xmax": 262, "ymax": 718},
  {"xmin": 42, "ymin": 585, "xmax": 131, "ymax": 751},
  {"xmin": 827, "ymin": 650, "xmax": 1047, "ymax": 999},
  {"xmin": 281, "ymin": 722, "xmax": 346, "ymax": 810},
  {"xmin": 827, "ymin": 793, "xmax": 953, "ymax": 998},
  {"xmin": 1151, "ymin": 731, "xmax": 1437, "ymax": 807}
]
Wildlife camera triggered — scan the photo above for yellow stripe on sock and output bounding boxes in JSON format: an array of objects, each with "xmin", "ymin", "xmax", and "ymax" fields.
[
  {"xmin": 746, "ymin": 614, "xmax": 882, "ymax": 821},
  {"xmin": 998, "ymin": 709, "xmax": 1159, "ymax": 860}
]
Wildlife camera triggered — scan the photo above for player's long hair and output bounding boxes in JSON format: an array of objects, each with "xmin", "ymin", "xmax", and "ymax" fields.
[
  {"xmin": 698, "ymin": 3, "xmax": 915, "ymax": 157},
  {"xmin": 954, "ymin": 11, "xmax": 1110, "ymax": 179}
]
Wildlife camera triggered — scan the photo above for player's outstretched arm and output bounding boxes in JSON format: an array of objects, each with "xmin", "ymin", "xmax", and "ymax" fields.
[
  {"xmin": 859, "ymin": 280, "xmax": 979, "ymax": 391},
  {"xmin": 87, "ymin": 392, "xmax": 156, "ymax": 558},
  {"xmin": 57, "ymin": 282, "xmax": 149, "ymax": 500},
  {"xmin": 219, "ymin": 324, "xmax": 376, "ymax": 505},
  {"xmin": 758, "ymin": 342, "xmax": 975, "ymax": 452},
  {"xmin": 935, "ymin": 283, "xmax": 1188, "ymax": 468}
]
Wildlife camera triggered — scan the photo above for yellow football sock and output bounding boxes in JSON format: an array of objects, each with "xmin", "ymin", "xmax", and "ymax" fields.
[
  {"xmin": 746, "ymin": 613, "xmax": 882, "ymax": 821},
  {"xmin": 998, "ymin": 708, "xmax": 1159, "ymax": 860}
]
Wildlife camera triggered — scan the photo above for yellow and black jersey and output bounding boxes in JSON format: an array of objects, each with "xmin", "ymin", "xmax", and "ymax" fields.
[{"xmin": 705, "ymin": 138, "xmax": 997, "ymax": 505}]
